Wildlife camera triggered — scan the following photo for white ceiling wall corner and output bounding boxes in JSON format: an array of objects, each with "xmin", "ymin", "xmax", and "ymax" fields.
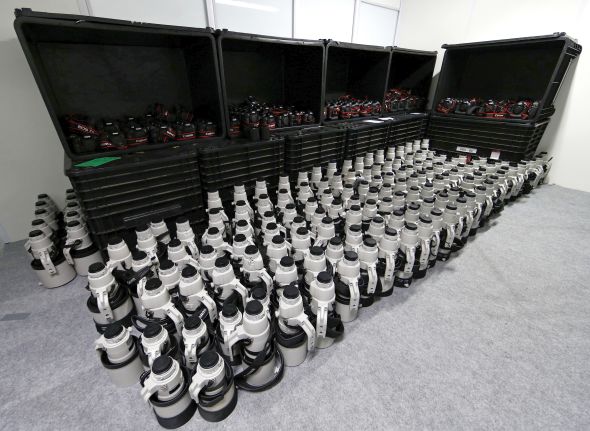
[
  {"xmin": 294, "ymin": 0, "xmax": 355, "ymax": 42},
  {"xmin": 214, "ymin": 0, "xmax": 293, "ymax": 37},
  {"xmin": 88, "ymin": 0, "xmax": 208, "ymax": 27}
]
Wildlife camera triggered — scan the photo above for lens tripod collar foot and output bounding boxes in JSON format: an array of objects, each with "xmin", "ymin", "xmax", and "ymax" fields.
[{"xmin": 286, "ymin": 313, "xmax": 316, "ymax": 351}]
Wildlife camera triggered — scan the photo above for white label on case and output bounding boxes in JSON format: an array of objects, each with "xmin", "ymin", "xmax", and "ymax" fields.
[{"xmin": 456, "ymin": 146, "xmax": 477, "ymax": 154}]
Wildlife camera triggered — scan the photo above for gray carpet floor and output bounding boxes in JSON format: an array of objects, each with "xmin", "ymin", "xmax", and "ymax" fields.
[{"xmin": 1, "ymin": 184, "xmax": 590, "ymax": 431}]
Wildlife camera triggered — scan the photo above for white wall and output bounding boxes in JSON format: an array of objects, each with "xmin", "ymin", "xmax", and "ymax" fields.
[
  {"xmin": 396, "ymin": 0, "xmax": 590, "ymax": 192},
  {"xmin": 0, "ymin": 0, "xmax": 81, "ymax": 243},
  {"xmin": 214, "ymin": 0, "xmax": 293, "ymax": 37},
  {"xmin": 294, "ymin": 0, "xmax": 356, "ymax": 41},
  {"xmin": 87, "ymin": 0, "xmax": 208, "ymax": 27},
  {"xmin": 88, "ymin": 0, "xmax": 401, "ymax": 44}
]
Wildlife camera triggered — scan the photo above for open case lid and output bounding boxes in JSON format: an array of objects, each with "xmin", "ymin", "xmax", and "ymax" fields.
[
  {"xmin": 216, "ymin": 29, "xmax": 326, "ymax": 136},
  {"xmin": 14, "ymin": 8, "xmax": 226, "ymax": 160},
  {"xmin": 323, "ymin": 39, "xmax": 392, "ymax": 121},
  {"xmin": 432, "ymin": 32, "xmax": 582, "ymax": 123},
  {"xmin": 440, "ymin": 32, "xmax": 581, "ymax": 51},
  {"xmin": 386, "ymin": 46, "xmax": 438, "ymax": 114}
]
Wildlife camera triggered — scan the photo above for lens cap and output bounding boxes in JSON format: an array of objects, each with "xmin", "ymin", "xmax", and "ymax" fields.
[
  {"xmin": 168, "ymin": 238, "xmax": 182, "ymax": 248},
  {"xmin": 215, "ymin": 257, "xmax": 230, "ymax": 268},
  {"xmin": 184, "ymin": 315, "xmax": 202, "ymax": 331},
  {"xmin": 143, "ymin": 323, "xmax": 163, "ymax": 339},
  {"xmin": 280, "ymin": 256, "xmax": 294, "ymax": 267},
  {"xmin": 309, "ymin": 246, "xmax": 323, "ymax": 256},
  {"xmin": 283, "ymin": 285, "xmax": 300, "ymax": 299},
  {"xmin": 222, "ymin": 301, "xmax": 238, "ymax": 318},
  {"xmin": 136, "ymin": 223, "xmax": 150, "ymax": 233},
  {"xmin": 329, "ymin": 236, "xmax": 342, "ymax": 246},
  {"xmin": 296, "ymin": 227, "xmax": 308, "ymax": 236},
  {"xmin": 344, "ymin": 251, "xmax": 358, "ymax": 262},
  {"xmin": 200, "ymin": 245, "xmax": 214, "ymax": 255},
  {"xmin": 132, "ymin": 250, "xmax": 147, "ymax": 261},
  {"xmin": 104, "ymin": 323, "xmax": 125, "ymax": 339},
  {"xmin": 245, "ymin": 300, "xmax": 263, "ymax": 316},
  {"xmin": 152, "ymin": 355, "xmax": 173, "ymax": 375},
  {"xmin": 199, "ymin": 351, "xmax": 219, "ymax": 369},
  {"xmin": 145, "ymin": 278, "xmax": 162, "ymax": 291},
  {"xmin": 251, "ymin": 287, "xmax": 267, "ymax": 301},
  {"xmin": 385, "ymin": 227, "xmax": 397, "ymax": 237},
  {"xmin": 89, "ymin": 262, "xmax": 106, "ymax": 274},
  {"xmin": 240, "ymin": 245, "xmax": 259, "ymax": 258},
  {"xmin": 419, "ymin": 214, "xmax": 432, "ymax": 224},
  {"xmin": 159, "ymin": 259, "xmax": 174, "ymax": 271},
  {"xmin": 29, "ymin": 229, "xmax": 43, "ymax": 238},
  {"xmin": 431, "ymin": 208, "xmax": 443, "ymax": 217},
  {"xmin": 181, "ymin": 265, "xmax": 198, "ymax": 278},
  {"xmin": 317, "ymin": 271, "xmax": 332, "ymax": 284}
]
